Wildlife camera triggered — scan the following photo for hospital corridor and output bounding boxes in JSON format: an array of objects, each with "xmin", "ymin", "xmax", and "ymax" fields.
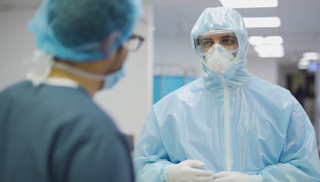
[{"xmin": 1, "ymin": 0, "xmax": 320, "ymax": 181}]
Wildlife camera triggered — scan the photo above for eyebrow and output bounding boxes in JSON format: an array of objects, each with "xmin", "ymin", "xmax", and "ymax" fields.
[{"xmin": 220, "ymin": 35, "xmax": 237, "ymax": 39}]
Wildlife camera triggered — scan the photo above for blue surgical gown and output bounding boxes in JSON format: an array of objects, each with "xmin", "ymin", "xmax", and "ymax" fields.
[{"xmin": 0, "ymin": 80, "xmax": 134, "ymax": 182}]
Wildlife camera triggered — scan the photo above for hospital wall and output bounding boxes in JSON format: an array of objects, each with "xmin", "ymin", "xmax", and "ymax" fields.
[{"xmin": 0, "ymin": 4, "xmax": 154, "ymax": 146}]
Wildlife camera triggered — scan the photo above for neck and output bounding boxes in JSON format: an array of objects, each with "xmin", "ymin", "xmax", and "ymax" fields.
[{"xmin": 48, "ymin": 65, "xmax": 103, "ymax": 97}]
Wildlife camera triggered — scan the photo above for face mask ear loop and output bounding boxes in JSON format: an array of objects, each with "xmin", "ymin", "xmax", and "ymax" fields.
[
  {"xmin": 26, "ymin": 50, "xmax": 54, "ymax": 86},
  {"xmin": 228, "ymin": 47, "xmax": 239, "ymax": 54}
]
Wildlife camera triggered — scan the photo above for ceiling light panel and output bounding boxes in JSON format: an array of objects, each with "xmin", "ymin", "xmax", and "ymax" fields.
[
  {"xmin": 219, "ymin": 0, "xmax": 278, "ymax": 8},
  {"xmin": 254, "ymin": 45, "xmax": 284, "ymax": 58},
  {"xmin": 303, "ymin": 52, "xmax": 319, "ymax": 60},
  {"xmin": 249, "ymin": 36, "xmax": 283, "ymax": 45},
  {"xmin": 243, "ymin": 17, "xmax": 281, "ymax": 28}
]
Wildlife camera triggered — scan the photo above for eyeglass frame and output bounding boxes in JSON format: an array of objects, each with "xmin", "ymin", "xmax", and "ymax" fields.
[{"xmin": 124, "ymin": 34, "xmax": 145, "ymax": 52}]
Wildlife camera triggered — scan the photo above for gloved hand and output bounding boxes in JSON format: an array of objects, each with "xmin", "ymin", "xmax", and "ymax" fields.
[
  {"xmin": 213, "ymin": 171, "xmax": 262, "ymax": 182},
  {"xmin": 164, "ymin": 159, "xmax": 214, "ymax": 182}
]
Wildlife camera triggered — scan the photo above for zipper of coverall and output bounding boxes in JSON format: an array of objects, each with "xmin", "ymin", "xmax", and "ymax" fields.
[{"xmin": 218, "ymin": 73, "xmax": 231, "ymax": 171}]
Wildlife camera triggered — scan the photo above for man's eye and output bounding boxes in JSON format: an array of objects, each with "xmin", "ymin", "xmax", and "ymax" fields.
[
  {"xmin": 221, "ymin": 39, "xmax": 237, "ymax": 45},
  {"xmin": 202, "ymin": 41, "xmax": 213, "ymax": 47}
]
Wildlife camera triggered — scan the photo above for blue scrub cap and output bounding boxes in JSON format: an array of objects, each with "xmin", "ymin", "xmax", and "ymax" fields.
[
  {"xmin": 191, "ymin": 7, "xmax": 248, "ymax": 64},
  {"xmin": 28, "ymin": 0, "xmax": 142, "ymax": 62}
]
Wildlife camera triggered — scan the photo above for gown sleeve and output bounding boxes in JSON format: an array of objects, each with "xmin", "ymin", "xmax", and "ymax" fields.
[
  {"xmin": 259, "ymin": 96, "xmax": 320, "ymax": 181},
  {"xmin": 133, "ymin": 107, "xmax": 173, "ymax": 182}
]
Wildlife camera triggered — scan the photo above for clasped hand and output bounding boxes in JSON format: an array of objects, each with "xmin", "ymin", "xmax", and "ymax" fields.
[
  {"xmin": 164, "ymin": 160, "xmax": 261, "ymax": 182},
  {"xmin": 164, "ymin": 159, "xmax": 214, "ymax": 182},
  {"xmin": 212, "ymin": 171, "xmax": 249, "ymax": 182}
]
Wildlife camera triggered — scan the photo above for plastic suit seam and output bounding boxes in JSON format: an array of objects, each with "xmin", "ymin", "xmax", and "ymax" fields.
[{"xmin": 218, "ymin": 73, "xmax": 231, "ymax": 171}]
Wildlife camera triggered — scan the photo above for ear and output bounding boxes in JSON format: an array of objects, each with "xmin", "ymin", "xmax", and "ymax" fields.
[{"xmin": 102, "ymin": 31, "xmax": 121, "ymax": 58}]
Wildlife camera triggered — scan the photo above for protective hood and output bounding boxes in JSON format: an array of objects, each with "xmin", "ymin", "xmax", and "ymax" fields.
[{"xmin": 191, "ymin": 7, "xmax": 249, "ymax": 87}]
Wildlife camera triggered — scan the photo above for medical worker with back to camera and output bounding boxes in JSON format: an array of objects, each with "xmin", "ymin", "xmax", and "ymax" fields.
[
  {"xmin": 0, "ymin": 0, "xmax": 144, "ymax": 181},
  {"xmin": 133, "ymin": 7, "xmax": 320, "ymax": 182}
]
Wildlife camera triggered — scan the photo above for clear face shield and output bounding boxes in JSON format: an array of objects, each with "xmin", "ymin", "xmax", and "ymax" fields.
[{"xmin": 193, "ymin": 29, "xmax": 239, "ymax": 73}]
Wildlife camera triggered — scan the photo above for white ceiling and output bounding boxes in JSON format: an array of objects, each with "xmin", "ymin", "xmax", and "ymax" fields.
[{"xmin": 153, "ymin": 0, "xmax": 320, "ymax": 65}]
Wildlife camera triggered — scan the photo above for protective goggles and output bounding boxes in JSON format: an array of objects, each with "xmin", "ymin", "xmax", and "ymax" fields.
[{"xmin": 193, "ymin": 29, "xmax": 239, "ymax": 55}]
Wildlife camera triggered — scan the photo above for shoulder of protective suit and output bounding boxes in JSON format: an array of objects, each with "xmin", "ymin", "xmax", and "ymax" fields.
[
  {"xmin": 154, "ymin": 78, "xmax": 204, "ymax": 105},
  {"xmin": 245, "ymin": 75, "xmax": 294, "ymax": 103}
]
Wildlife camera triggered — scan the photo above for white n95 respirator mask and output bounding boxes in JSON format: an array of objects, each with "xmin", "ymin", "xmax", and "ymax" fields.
[{"xmin": 204, "ymin": 44, "xmax": 235, "ymax": 73}]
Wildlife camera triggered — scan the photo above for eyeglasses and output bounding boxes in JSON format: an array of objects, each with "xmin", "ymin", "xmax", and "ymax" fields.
[{"xmin": 124, "ymin": 34, "xmax": 145, "ymax": 52}]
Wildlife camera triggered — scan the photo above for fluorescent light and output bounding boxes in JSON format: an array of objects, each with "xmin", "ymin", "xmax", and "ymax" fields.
[
  {"xmin": 254, "ymin": 45, "xmax": 283, "ymax": 52},
  {"xmin": 249, "ymin": 36, "xmax": 283, "ymax": 45},
  {"xmin": 254, "ymin": 45, "xmax": 284, "ymax": 58},
  {"xmin": 248, "ymin": 36, "xmax": 264, "ymax": 45},
  {"xmin": 219, "ymin": 0, "xmax": 278, "ymax": 8},
  {"xmin": 264, "ymin": 36, "xmax": 283, "ymax": 45},
  {"xmin": 258, "ymin": 52, "xmax": 284, "ymax": 58},
  {"xmin": 297, "ymin": 58, "xmax": 310, "ymax": 69},
  {"xmin": 243, "ymin": 17, "xmax": 281, "ymax": 28},
  {"xmin": 303, "ymin": 52, "xmax": 319, "ymax": 60},
  {"xmin": 297, "ymin": 52, "xmax": 319, "ymax": 70},
  {"xmin": 299, "ymin": 58, "xmax": 310, "ymax": 64}
]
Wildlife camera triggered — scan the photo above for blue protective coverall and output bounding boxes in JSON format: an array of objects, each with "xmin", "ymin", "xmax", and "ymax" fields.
[
  {"xmin": 133, "ymin": 7, "xmax": 320, "ymax": 181},
  {"xmin": 0, "ymin": 80, "xmax": 134, "ymax": 182}
]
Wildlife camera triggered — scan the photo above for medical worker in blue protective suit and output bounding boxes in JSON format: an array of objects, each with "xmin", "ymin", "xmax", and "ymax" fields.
[
  {"xmin": 134, "ymin": 7, "xmax": 320, "ymax": 182},
  {"xmin": 0, "ymin": 0, "xmax": 144, "ymax": 181}
]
